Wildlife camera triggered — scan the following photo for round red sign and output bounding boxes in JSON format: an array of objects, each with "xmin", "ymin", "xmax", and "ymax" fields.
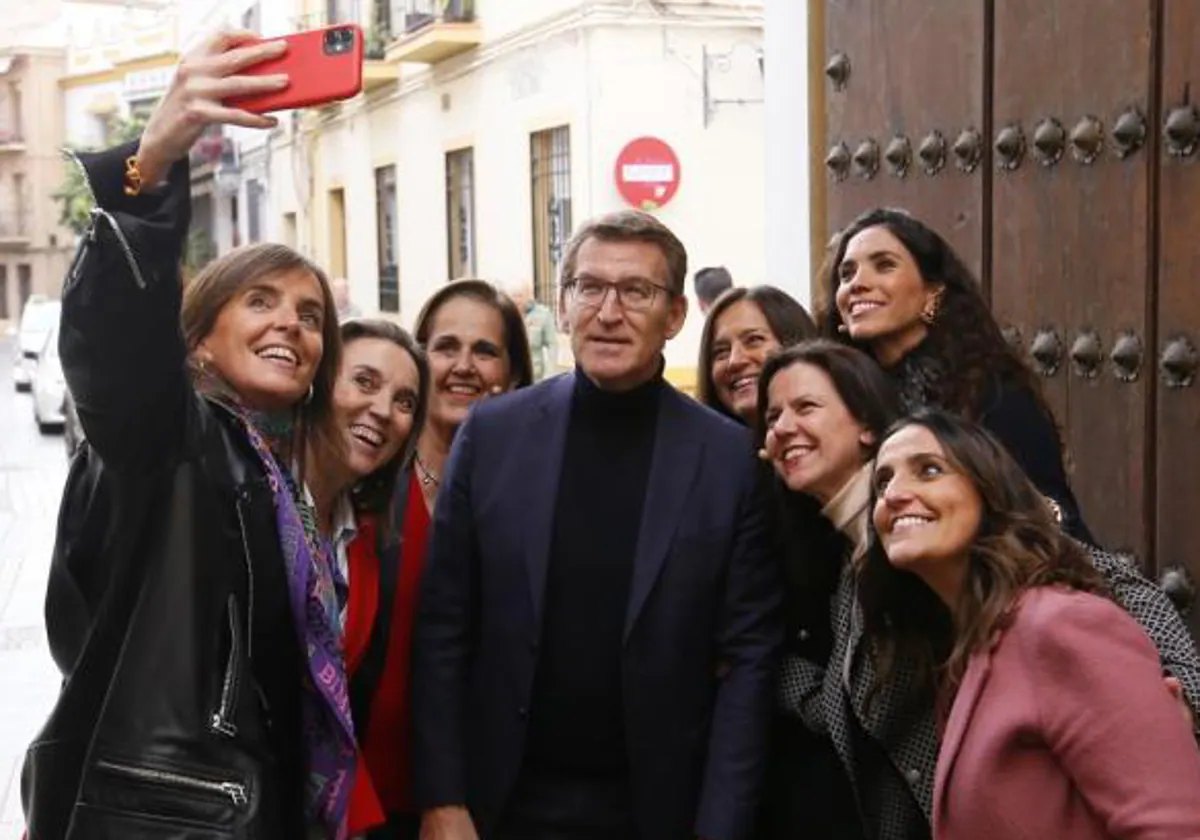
[{"xmin": 614, "ymin": 137, "xmax": 681, "ymax": 211}]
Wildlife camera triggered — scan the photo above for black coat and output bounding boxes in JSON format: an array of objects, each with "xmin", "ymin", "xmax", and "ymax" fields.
[
  {"xmin": 755, "ymin": 512, "xmax": 863, "ymax": 840},
  {"xmin": 411, "ymin": 376, "xmax": 784, "ymax": 840},
  {"xmin": 21, "ymin": 142, "xmax": 306, "ymax": 839}
]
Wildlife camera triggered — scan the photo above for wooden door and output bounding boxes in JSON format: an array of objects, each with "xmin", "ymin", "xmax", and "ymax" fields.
[
  {"xmin": 990, "ymin": 0, "xmax": 1154, "ymax": 558},
  {"xmin": 818, "ymin": 0, "xmax": 1200, "ymax": 607},
  {"xmin": 1157, "ymin": 0, "xmax": 1200, "ymax": 626},
  {"xmin": 822, "ymin": 0, "xmax": 987, "ymax": 280}
]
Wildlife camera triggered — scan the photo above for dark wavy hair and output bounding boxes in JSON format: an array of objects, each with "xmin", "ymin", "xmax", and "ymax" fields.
[
  {"xmin": 413, "ymin": 279, "xmax": 535, "ymax": 390},
  {"xmin": 820, "ymin": 208, "xmax": 1052, "ymax": 426},
  {"xmin": 859, "ymin": 409, "xmax": 1107, "ymax": 713},
  {"xmin": 696, "ymin": 285, "xmax": 817, "ymax": 421},
  {"xmin": 340, "ymin": 319, "xmax": 430, "ymax": 516},
  {"xmin": 754, "ymin": 339, "xmax": 904, "ymax": 642}
]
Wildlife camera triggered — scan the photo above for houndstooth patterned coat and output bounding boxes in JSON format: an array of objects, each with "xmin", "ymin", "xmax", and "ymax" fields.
[{"xmin": 779, "ymin": 543, "xmax": 1200, "ymax": 840}]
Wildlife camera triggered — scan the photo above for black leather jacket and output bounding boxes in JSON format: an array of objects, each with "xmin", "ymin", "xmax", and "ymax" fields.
[{"xmin": 21, "ymin": 142, "xmax": 306, "ymax": 839}]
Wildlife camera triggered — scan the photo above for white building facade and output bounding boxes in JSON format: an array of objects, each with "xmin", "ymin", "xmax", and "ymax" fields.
[{"xmin": 272, "ymin": 0, "xmax": 767, "ymax": 383}]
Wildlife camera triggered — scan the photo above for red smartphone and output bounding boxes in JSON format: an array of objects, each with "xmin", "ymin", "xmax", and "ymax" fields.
[{"xmin": 227, "ymin": 24, "xmax": 364, "ymax": 114}]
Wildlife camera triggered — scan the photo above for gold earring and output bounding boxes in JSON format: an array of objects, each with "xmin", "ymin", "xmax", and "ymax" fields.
[{"xmin": 921, "ymin": 291, "xmax": 943, "ymax": 326}]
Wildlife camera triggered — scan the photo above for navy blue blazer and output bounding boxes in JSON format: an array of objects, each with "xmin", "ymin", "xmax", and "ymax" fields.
[{"xmin": 411, "ymin": 372, "xmax": 784, "ymax": 840}]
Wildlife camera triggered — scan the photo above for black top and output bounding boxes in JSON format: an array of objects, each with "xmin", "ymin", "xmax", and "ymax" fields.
[{"xmin": 523, "ymin": 367, "xmax": 663, "ymax": 777}]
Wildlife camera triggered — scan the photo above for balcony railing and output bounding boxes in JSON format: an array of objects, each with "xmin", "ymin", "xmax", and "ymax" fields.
[
  {"xmin": 385, "ymin": 0, "xmax": 479, "ymax": 64},
  {"xmin": 402, "ymin": 0, "xmax": 474, "ymax": 34}
]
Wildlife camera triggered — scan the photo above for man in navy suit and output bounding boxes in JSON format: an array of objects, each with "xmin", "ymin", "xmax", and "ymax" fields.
[{"xmin": 411, "ymin": 210, "xmax": 783, "ymax": 840}]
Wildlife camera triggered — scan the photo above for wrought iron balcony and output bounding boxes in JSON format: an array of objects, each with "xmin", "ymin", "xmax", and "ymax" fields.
[{"xmin": 386, "ymin": 0, "xmax": 479, "ymax": 64}]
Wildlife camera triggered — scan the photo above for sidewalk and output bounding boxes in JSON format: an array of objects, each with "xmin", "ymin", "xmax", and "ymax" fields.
[{"xmin": 0, "ymin": 337, "xmax": 68, "ymax": 840}]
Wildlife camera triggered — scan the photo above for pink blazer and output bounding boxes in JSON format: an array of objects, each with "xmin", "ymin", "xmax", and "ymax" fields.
[{"xmin": 935, "ymin": 587, "xmax": 1200, "ymax": 840}]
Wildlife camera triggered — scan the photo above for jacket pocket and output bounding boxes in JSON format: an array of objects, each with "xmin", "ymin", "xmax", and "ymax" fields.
[
  {"xmin": 211, "ymin": 594, "xmax": 243, "ymax": 738},
  {"xmin": 69, "ymin": 801, "xmax": 237, "ymax": 839},
  {"xmin": 79, "ymin": 757, "xmax": 250, "ymax": 834}
]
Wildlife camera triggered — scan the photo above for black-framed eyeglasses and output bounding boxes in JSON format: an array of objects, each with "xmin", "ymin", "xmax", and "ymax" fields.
[{"xmin": 564, "ymin": 276, "xmax": 674, "ymax": 311}]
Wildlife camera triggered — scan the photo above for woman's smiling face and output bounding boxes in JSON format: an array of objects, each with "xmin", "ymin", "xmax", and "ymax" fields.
[
  {"xmin": 710, "ymin": 299, "xmax": 782, "ymax": 422},
  {"xmin": 424, "ymin": 295, "xmax": 512, "ymax": 433},
  {"xmin": 332, "ymin": 336, "xmax": 420, "ymax": 480},
  {"xmin": 872, "ymin": 423, "xmax": 983, "ymax": 605}
]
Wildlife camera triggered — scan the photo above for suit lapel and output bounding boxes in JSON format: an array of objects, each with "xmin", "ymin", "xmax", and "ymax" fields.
[
  {"xmin": 522, "ymin": 376, "xmax": 573, "ymax": 627},
  {"xmin": 933, "ymin": 648, "xmax": 993, "ymax": 820},
  {"xmin": 623, "ymin": 388, "xmax": 701, "ymax": 642}
]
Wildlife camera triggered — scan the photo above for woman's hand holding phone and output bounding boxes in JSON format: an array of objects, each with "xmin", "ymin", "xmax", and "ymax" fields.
[{"xmin": 136, "ymin": 29, "xmax": 289, "ymax": 187}]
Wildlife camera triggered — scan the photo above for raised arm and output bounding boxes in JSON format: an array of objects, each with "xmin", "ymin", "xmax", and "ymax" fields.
[
  {"xmin": 61, "ymin": 30, "xmax": 287, "ymax": 471},
  {"xmin": 60, "ymin": 142, "xmax": 192, "ymax": 469},
  {"xmin": 1025, "ymin": 592, "xmax": 1200, "ymax": 838}
]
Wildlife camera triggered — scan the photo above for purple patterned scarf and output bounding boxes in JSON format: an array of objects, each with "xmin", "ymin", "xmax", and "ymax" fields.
[{"xmin": 237, "ymin": 414, "xmax": 357, "ymax": 838}]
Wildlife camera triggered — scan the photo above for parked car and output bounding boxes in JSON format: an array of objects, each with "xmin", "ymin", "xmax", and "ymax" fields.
[
  {"xmin": 13, "ymin": 296, "xmax": 60, "ymax": 392},
  {"xmin": 32, "ymin": 323, "xmax": 67, "ymax": 433}
]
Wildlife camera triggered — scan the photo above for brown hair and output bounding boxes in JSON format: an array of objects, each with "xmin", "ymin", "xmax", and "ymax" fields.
[
  {"xmin": 697, "ymin": 285, "xmax": 817, "ymax": 420},
  {"xmin": 340, "ymin": 318, "xmax": 430, "ymax": 516},
  {"xmin": 180, "ymin": 243, "xmax": 343, "ymax": 479},
  {"xmin": 413, "ymin": 279, "xmax": 535, "ymax": 390},
  {"xmin": 859, "ymin": 409, "xmax": 1107, "ymax": 712},
  {"xmin": 559, "ymin": 209, "xmax": 689, "ymax": 295}
]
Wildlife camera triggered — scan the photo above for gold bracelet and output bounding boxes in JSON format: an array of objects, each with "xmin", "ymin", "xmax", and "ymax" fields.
[{"xmin": 123, "ymin": 155, "xmax": 145, "ymax": 197}]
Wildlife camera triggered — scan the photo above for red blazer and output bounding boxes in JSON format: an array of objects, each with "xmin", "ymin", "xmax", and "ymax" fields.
[
  {"xmin": 345, "ymin": 474, "xmax": 431, "ymax": 836},
  {"xmin": 935, "ymin": 586, "xmax": 1200, "ymax": 840}
]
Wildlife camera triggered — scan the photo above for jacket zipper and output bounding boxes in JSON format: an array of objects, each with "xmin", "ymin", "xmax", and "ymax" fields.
[
  {"xmin": 210, "ymin": 595, "xmax": 241, "ymax": 738},
  {"xmin": 94, "ymin": 759, "xmax": 248, "ymax": 807},
  {"xmin": 61, "ymin": 147, "xmax": 148, "ymax": 290},
  {"xmin": 234, "ymin": 492, "xmax": 255, "ymax": 661}
]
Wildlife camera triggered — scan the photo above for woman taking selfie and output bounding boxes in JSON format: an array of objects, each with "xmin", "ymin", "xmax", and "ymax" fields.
[
  {"xmin": 821, "ymin": 208, "xmax": 1094, "ymax": 543},
  {"xmin": 757, "ymin": 341, "xmax": 1200, "ymax": 840},
  {"xmin": 865, "ymin": 411, "xmax": 1200, "ymax": 839},
  {"xmin": 24, "ymin": 31, "xmax": 352, "ymax": 839},
  {"xmin": 696, "ymin": 285, "xmax": 816, "ymax": 425}
]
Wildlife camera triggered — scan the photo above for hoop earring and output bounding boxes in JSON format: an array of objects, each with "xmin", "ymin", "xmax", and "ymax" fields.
[{"xmin": 305, "ymin": 384, "xmax": 314, "ymax": 405}]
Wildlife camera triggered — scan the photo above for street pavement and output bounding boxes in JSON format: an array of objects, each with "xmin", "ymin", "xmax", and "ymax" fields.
[{"xmin": 0, "ymin": 332, "xmax": 69, "ymax": 840}]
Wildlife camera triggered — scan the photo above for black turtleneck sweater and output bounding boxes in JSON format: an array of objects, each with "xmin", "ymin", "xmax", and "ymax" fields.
[{"xmin": 523, "ymin": 367, "xmax": 662, "ymax": 778}]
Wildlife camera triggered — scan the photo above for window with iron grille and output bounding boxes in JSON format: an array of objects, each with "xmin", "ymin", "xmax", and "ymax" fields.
[
  {"xmin": 445, "ymin": 147, "xmax": 476, "ymax": 280},
  {"xmin": 530, "ymin": 126, "xmax": 572, "ymax": 305},
  {"xmin": 376, "ymin": 164, "xmax": 399, "ymax": 312}
]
